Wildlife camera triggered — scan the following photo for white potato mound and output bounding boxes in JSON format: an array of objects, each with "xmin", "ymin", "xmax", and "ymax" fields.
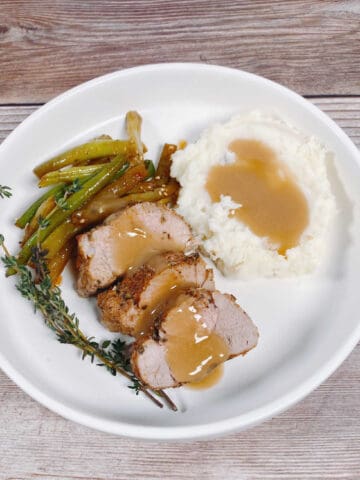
[{"xmin": 171, "ymin": 110, "xmax": 337, "ymax": 277}]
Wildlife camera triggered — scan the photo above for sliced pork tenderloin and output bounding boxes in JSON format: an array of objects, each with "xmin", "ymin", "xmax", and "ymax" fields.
[
  {"xmin": 76, "ymin": 202, "xmax": 198, "ymax": 296},
  {"xmin": 97, "ymin": 251, "xmax": 214, "ymax": 336},
  {"xmin": 131, "ymin": 289, "xmax": 259, "ymax": 389}
]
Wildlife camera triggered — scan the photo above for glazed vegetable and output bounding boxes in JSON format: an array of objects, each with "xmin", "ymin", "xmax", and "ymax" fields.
[
  {"xmin": 144, "ymin": 159, "xmax": 156, "ymax": 178},
  {"xmin": 15, "ymin": 184, "xmax": 65, "ymax": 228},
  {"xmin": 23, "ymin": 196, "xmax": 57, "ymax": 243},
  {"xmin": 38, "ymin": 164, "xmax": 107, "ymax": 187},
  {"xmin": 72, "ymin": 161, "xmax": 154, "ymax": 226},
  {"xmin": 155, "ymin": 143, "xmax": 177, "ymax": 182},
  {"xmin": 157, "ymin": 196, "xmax": 175, "ymax": 206},
  {"xmin": 71, "ymin": 181, "xmax": 179, "ymax": 228},
  {"xmin": 16, "ymin": 157, "xmax": 129, "ymax": 268},
  {"xmin": 33, "ymin": 140, "xmax": 134, "ymax": 178},
  {"xmin": 42, "ymin": 221, "xmax": 81, "ymax": 260},
  {"xmin": 95, "ymin": 161, "xmax": 153, "ymax": 198},
  {"xmin": 126, "ymin": 111, "xmax": 143, "ymax": 161},
  {"xmin": 16, "ymin": 175, "xmax": 94, "ymax": 230},
  {"xmin": 47, "ymin": 240, "xmax": 76, "ymax": 284},
  {"xmin": 43, "ymin": 170, "xmax": 177, "ymax": 261},
  {"xmin": 128, "ymin": 178, "xmax": 162, "ymax": 193},
  {"xmin": 14, "ymin": 111, "xmax": 180, "ymax": 286}
]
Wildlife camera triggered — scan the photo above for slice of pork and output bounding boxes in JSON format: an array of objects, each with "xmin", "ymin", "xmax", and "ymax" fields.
[
  {"xmin": 97, "ymin": 252, "xmax": 214, "ymax": 336},
  {"xmin": 131, "ymin": 289, "xmax": 259, "ymax": 389},
  {"xmin": 76, "ymin": 202, "xmax": 198, "ymax": 296}
]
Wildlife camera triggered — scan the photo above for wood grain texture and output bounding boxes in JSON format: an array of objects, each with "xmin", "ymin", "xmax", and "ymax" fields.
[
  {"xmin": 0, "ymin": 348, "xmax": 358, "ymax": 480},
  {"xmin": 1, "ymin": 0, "xmax": 360, "ymax": 103},
  {"xmin": 0, "ymin": 99, "xmax": 359, "ymax": 479},
  {"xmin": 1, "ymin": 98, "xmax": 360, "ymax": 145}
]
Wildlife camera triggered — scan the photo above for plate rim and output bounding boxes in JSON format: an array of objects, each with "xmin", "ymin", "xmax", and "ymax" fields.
[{"xmin": 1, "ymin": 62, "xmax": 359, "ymax": 441}]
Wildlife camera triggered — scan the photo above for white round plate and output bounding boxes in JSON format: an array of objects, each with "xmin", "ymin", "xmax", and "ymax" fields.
[{"xmin": 0, "ymin": 63, "xmax": 359, "ymax": 441}]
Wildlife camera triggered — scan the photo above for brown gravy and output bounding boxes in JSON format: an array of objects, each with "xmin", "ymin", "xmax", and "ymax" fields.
[
  {"xmin": 133, "ymin": 272, "xmax": 193, "ymax": 336},
  {"xmin": 206, "ymin": 139, "xmax": 309, "ymax": 254},
  {"xmin": 111, "ymin": 211, "xmax": 227, "ymax": 388},
  {"xmin": 112, "ymin": 215, "xmax": 183, "ymax": 272},
  {"xmin": 164, "ymin": 299, "xmax": 229, "ymax": 384},
  {"xmin": 186, "ymin": 364, "xmax": 224, "ymax": 389}
]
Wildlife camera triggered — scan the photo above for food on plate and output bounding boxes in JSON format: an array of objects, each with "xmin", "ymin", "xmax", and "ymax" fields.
[
  {"xmin": 71, "ymin": 161, "xmax": 152, "ymax": 225},
  {"xmin": 155, "ymin": 143, "xmax": 177, "ymax": 183},
  {"xmin": 5, "ymin": 111, "xmax": 184, "ymax": 410},
  {"xmin": 76, "ymin": 202, "xmax": 198, "ymax": 296},
  {"xmin": 16, "ymin": 156, "xmax": 130, "ymax": 269},
  {"xmin": 33, "ymin": 138, "xmax": 137, "ymax": 178},
  {"xmin": 97, "ymin": 251, "xmax": 214, "ymax": 336},
  {"xmin": 131, "ymin": 289, "xmax": 258, "ymax": 389},
  {"xmin": 13, "ymin": 112, "xmax": 179, "ymax": 283},
  {"xmin": 1, "ymin": 245, "xmax": 176, "ymax": 410},
  {"xmin": 10, "ymin": 105, "xmax": 338, "ymax": 405},
  {"xmin": 171, "ymin": 110, "xmax": 336, "ymax": 277},
  {"xmin": 92, "ymin": 201, "xmax": 258, "ymax": 391}
]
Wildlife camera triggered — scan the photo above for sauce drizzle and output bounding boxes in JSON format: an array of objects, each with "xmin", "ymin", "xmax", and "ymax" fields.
[
  {"xmin": 206, "ymin": 139, "xmax": 309, "ymax": 254},
  {"xmin": 112, "ymin": 215, "xmax": 183, "ymax": 271},
  {"xmin": 186, "ymin": 364, "xmax": 224, "ymax": 389},
  {"xmin": 164, "ymin": 296, "xmax": 229, "ymax": 384}
]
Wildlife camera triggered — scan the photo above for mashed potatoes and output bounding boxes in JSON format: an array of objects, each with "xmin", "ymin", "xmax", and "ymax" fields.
[{"xmin": 171, "ymin": 111, "xmax": 336, "ymax": 277}]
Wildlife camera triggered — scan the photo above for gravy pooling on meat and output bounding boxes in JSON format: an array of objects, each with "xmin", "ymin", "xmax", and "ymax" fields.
[
  {"xmin": 206, "ymin": 139, "xmax": 309, "ymax": 255},
  {"xmin": 134, "ymin": 274, "xmax": 193, "ymax": 336},
  {"xmin": 131, "ymin": 289, "xmax": 259, "ymax": 390},
  {"xmin": 97, "ymin": 252, "xmax": 214, "ymax": 337},
  {"xmin": 77, "ymin": 203, "xmax": 198, "ymax": 297},
  {"xmin": 133, "ymin": 254, "xmax": 211, "ymax": 337},
  {"xmin": 112, "ymin": 214, "xmax": 184, "ymax": 272},
  {"xmin": 186, "ymin": 364, "xmax": 224, "ymax": 389},
  {"xmin": 163, "ymin": 295, "xmax": 229, "ymax": 383}
]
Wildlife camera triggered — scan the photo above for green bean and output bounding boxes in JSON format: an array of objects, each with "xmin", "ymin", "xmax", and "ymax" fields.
[
  {"xmin": 33, "ymin": 140, "xmax": 134, "ymax": 178},
  {"xmin": 71, "ymin": 163, "xmax": 149, "ymax": 226},
  {"xmin": 16, "ymin": 173, "xmax": 95, "ymax": 229},
  {"xmin": 43, "ymin": 161, "xmax": 151, "ymax": 258},
  {"xmin": 155, "ymin": 143, "xmax": 177, "ymax": 182},
  {"xmin": 144, "ymin": 160, "xmax": 156, "ymax": 179},
  {"xmin": 23, "ymin": 196, "xmax": 57, "ymax": 243},
  {"xmin": 157, "ymin": 197, "xmax": 174, "ymax": 206},
  {"xmin": 38, "ymin": 164, "xmax": 107, "ymax": 187},
  {"xmin": 15, "ymin": 183, "xmax": 65, "ymax": 229},
  {"xmin": 128, "ymin": 178, "xmax": 161, "ymax": 193},
  {"xmin": 42, "ymin": 221, "xmax": 82, "ymax": 260},
  {"xmin": 72, "ymin": 182, "xmax": 180, "ymax": 228},
  {"xmin": 17, "ymin": 156, "xmax": 129, "ymax": 267},
  {"xmin": 47, "ymin": 239, "xmax": 76, "ymax": 285},
  {"xmin": 126, "ymin": 111, "xmax": 143, "ymax": 161}
]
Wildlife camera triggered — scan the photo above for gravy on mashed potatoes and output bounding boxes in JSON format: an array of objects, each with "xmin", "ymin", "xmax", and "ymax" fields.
[
  {"xmin": 171, "ymin": 111, "xmax": 336, "ymax": 277},
  {"xmin": 206, "ymin": 139, "xmax": 309, "ymax": 256}
]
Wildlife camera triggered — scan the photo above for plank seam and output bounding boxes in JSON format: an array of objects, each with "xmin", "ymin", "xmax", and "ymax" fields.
[{"xmin": 0, "ymin": 95, "xmax": 360, "ymax": 108}]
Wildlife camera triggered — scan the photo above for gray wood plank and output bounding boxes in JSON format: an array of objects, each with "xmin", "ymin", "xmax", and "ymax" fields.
[
  {"xmin": 0, "ymin": 0, "xmax": 360, "ymax": 102},
  {"xmin": 0, "ymin": 99, "xmax": 359, "ymax": 479},
  {"xmin": 1, "ymin": 99, "xmax": 360, "ymax": 146},
  {"xmin": 0, "ymin": 347, "xmax": 358, "ymax": 479}
]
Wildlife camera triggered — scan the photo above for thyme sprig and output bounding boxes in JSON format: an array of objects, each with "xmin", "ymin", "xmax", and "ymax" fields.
[
  {"xmin": 0, "ymin": 235, "xmax": 177, "ymax": 411},
  {"xmin": 0, "ymin": 185, "xmax": 12, "ymax": 199}
]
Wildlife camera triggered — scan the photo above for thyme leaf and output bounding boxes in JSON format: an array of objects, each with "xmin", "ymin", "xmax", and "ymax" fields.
[
  {"xmin": 0, "ymin": 237, "xmax": 177, "ymax": 411},
  {"xmin": 55, "ymin": 179, "xmax": 82, "ymax": 210},
  {"xmin": 37, "ymin": 215, "xmax": 50, "ymax": 230},
  {"xmin": 0, "ymin": 185, "xmax": 12, "ymax": 199}
]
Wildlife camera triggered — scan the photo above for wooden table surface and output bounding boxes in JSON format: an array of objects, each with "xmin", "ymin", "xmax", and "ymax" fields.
[{"xmin": 0, "ymin": 1, "xmax": 359, "ymax": 478}]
